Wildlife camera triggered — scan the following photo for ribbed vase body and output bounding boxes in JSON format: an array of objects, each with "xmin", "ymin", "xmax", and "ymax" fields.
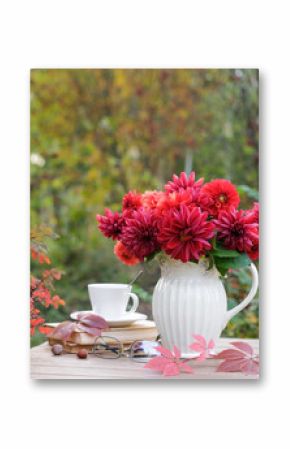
[{"xmin": 152, "ymin": 258, "xmax": 227, "ymax": 356}]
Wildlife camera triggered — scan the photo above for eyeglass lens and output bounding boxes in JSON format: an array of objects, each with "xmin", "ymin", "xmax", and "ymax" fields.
[
  {"xmin": 130, "ymin": 340, "xmax": 160, "ymax": 363},
  {"xmin": 93, "ymin": 336, "xmax": 122, "ymax": 359}
]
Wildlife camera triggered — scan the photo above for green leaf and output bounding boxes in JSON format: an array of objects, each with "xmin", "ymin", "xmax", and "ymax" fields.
[
  {"xmin": 237, "ymin": 185, "xmax": 259, "ymax": 201},
  {"xmin": 214, "ymin": 253, "xmax": 251, "ymax": 276},
  {"xmin": 206, "ymin": 254, "xmax": 214, "ymax": 271},
  {"xmin": 211, "ymin": 247, "xmax": 240, "ymax": 258}
]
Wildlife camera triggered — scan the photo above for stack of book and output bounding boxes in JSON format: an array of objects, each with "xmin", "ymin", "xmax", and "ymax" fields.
[{"xmin": 46, "ymin": 320, "xmax": 158, "ymax": 353}]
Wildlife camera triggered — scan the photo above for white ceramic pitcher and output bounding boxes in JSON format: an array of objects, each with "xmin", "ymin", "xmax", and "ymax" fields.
[{"xmin": 152, "ymin": 257, "xmax": 258, "ymax": 357}]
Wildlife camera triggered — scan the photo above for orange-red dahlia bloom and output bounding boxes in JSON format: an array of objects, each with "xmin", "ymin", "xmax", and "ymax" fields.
[
  {"xmin": 96, "ymin": 209, "xmax": 124, "ymax": 240},
  {"xmin": 141, "ymin": 190, "xmax": 164, "ymax": 210},
  {"xmin": 214, "ymin": 208, "xmax": 259, "ymax": 255},
  {"xmin": 155, "ymin": 189, "xmax": 196, "ymax": 216},
  {"xmin": 199, "ymin": 179, "xmax": 240, "ymax": 217},
  {"xmin": 114, "ymin": 241, "xmax": 141, "ymax": 266},
  {"xmin": 158, "ymin": 205, "xmax": 215, "ymax": 263}
]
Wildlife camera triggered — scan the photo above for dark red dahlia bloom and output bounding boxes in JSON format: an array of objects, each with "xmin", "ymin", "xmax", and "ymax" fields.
[
  {"xmin": 165, "ymin": 171, "xmax": 204, "ymax": 196},
  {"xmin": 96, "ymin": 209, "xmax": 124, "ymax": 240},
  {"xmin": 199, "ymin": 179, "xmax": 240, "ymax": 217},
  {"xmin": 121, "ymin": 208, "xmax": 160, "ymax": 259},
  {"xmin": 214, "ymin": 208, "xmax": 259, "ymax": 254},
  {"xmin": 122, "ymin": 191, "xmax": 142, "ymax": 212},
  {"xmin": 157, "ymin": 205, "xmax": 215, "ymax": 263},
  {"xmin": 246, "ymin": 238, "xmax": 259, "ymax": 261},
  {"xmin": 247, "ymin": 202, "xmax": 259, "ymax": 223}
]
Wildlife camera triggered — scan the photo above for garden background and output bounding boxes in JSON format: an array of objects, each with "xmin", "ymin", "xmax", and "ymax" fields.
[{"xmin": 30, "ymin": 68, "xmax": 259, "ymax": 346}]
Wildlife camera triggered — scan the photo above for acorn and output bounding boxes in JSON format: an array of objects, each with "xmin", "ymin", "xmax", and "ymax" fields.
[
  {"xmin": 77, "ymin": 348, "xmax": 88, "ymax": 359},
  {"xmin": 51, "ymin": 344, "xmax": 63, "ymax": 355}
]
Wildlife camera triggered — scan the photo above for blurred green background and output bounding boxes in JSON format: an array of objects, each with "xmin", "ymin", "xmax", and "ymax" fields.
[{"xmin": 30, "ymin": 68, "xmax": 259, "ymax": 346}]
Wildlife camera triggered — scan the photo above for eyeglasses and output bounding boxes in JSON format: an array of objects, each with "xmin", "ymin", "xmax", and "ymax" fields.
[{"xmin": 92, "ymin": 336, "xmax": 161, "ymax": 362}]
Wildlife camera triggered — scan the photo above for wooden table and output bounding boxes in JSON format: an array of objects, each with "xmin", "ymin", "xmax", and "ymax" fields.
[{"xmin": 31, "ymin": 338, "xmax": 259, "ymax": 380}]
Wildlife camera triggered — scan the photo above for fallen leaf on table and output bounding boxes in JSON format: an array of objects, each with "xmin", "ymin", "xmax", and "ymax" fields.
[
  {"xmin": 76, "ymin": 312, "xmax": 108, "ymax": 330},
  {"xmin": 50, "ymin": 313, "xmax": 109, "ymax": 341},
  {"xmin": 144, "ymin": 345, "xmax": 193, "ymax": 377},
  {"xmin": 189, "ymin": 334, "xmax": 215, "ymax": 361},
  {"xmin": 51, "ymin": 321, "xmax": 77, "ymax": 341},
  {"xmin": 214, "ymin": 341, "xmax": 259, "ymax": 375}
]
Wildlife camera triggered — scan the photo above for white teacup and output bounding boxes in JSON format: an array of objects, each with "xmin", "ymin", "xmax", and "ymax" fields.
[{"xmin": 88, "ymin": 283, "xmax": 139, "ymax": 319}]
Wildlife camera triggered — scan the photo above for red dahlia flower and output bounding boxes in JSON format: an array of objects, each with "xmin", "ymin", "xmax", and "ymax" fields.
[
  {"xmin": 214, "ymin": 208, "xmax": 259, "ymax": 255},
  {"xmin": 96, "ymin": 209, "xmax": 124, "ymax": 240},
  {"xmin": 199, "ymin": 179, "xmax": 240, "ymax": 217},
  {"xmin": 114, "ymin": 241, "xmax": 141, "ymax": 266},
  {"xmin": 158, "ymin": 205, "xmax": 215, "ymax": 263},
  {"xmin": 122, "ymin": 191, "xmax": 142, "ymax": 212},
  {"xmin": 121, "ymin": 208, "xmax": 160, "ymax": 259},
  {"xmin": 246, "ymin": 238, "xmax": 259, "ymax": 261},
  {"xmin": 165, "ymin": 171, "xmax": 204, "ymax": 196},
  {"xmin": 155, "ymin": 189, "xmax": 196, "ymax": 216},
  {"xmin": 141, "ymin": 190, "xmax": 164, "ymax": 210},
  {"xmin": 247, "ymin": 202, "xmax": 259, "ymax": 223}
]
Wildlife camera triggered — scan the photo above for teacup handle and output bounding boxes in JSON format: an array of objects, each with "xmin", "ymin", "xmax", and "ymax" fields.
[
  {"xmin": 224, "ymin": 263, "xmax": 259, "ymax": 327},
  {"xmin": 128, "ymin": 292, "xmax": 139, "ymax": 313}
]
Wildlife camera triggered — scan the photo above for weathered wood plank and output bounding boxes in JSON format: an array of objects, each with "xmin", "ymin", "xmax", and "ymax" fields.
[{"xmin": 31, "ymin": 338, "xmax": 259, "ymax": 380}]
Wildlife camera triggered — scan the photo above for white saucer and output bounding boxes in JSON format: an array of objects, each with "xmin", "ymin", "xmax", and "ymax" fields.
[{"xmin": 70, "ymin": 311, "xmax": 147, "ymax": 327}]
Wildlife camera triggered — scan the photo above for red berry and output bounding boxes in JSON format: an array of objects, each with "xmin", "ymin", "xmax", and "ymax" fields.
[
  {"xmin": 77, "ymin": 349, "xmax": 88, "ymax": 359},
  {"xmin": 51, "ymin": 344, "xmax": 63, "ymax": 355}
]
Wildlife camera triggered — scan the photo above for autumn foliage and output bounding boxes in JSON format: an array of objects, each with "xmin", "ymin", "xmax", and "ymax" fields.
[{"xmin": 30, "ymin": 226, "xmax": 65, "ymax": 336}]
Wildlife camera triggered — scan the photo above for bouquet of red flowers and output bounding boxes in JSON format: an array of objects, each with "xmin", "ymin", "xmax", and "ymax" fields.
[{"xmin": 96, "ymin": 172, "xmax": 259, "ymax": 275}]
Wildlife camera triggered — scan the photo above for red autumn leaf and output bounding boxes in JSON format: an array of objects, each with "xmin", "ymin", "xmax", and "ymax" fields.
[
  {"xmin": 50, "ymin": 269, "xmax": 62, "ymax": 280},
  {"xmin": 230, "ymin": 341, "xmax": 253, "ymax": 356},
  {"xmin": 51, "ymin": 321, "xmax": 76, "ymax": 341},
  {"xmin": 31, "ymin": 307, "xmax": 40, "ymax": 315},
  {"xmin": 189, "ymin": 334, "xmax": 215, "ymax": 361},
  {"xmin": 214, "ymin": 349, "xmax": 245, "ymax": 360},
  {"xmin": 43, "ymin": 268, "xmax": 62, "ymax": 280},
  {"xmin": 163, "ymin": 362, "xmax": 180, "ymax": 376},
  {"xmin": 38, "ymin": 326, "xmax": 54, "ymax": 335},
  {"xmin": 51, "ymin": 295, "xmax": 65, "ymax": 309},
  {"xmin": 216, "ymin": 358, "xmax": 259, "ymax": 375},
  {"xmin": 30, "ymin": 228, "xmax": 65, "ymax": 336},
  {"xmin": 41, "ymin": 254, "xmax": 51, "ymax": 264},
  {"xmin": 33, "ymin": 251, "xmax": 51, "ymax": 265},
  {"xmin": 31, "ymin": 275, "xmax": 38, "ymax": 289},
  {"xmin": 144, "ymin": 345, "xmax": 193, "ymax": 376},
  {"xmin": 78, "ymin": 313, "xmax": 108, "ymax": 330},
  {"xmin": 30, "ymin": 317, "xmax": 45, "ymax": 327},
  {"xmin": 214, "ymin": 341, "xmax": 259, "ymax": 375},
  {"xmin": 145, "ymin": 356, "xmax": 169, "ymax": 371},
  {"xmin": 77, "ymin": 323, "xmax": 102, "ymax": 336}
]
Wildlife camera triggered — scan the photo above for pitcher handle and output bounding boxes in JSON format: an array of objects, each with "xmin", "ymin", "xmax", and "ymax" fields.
[{"xmin": 224, "ymin": 263, "xmax": 259, "ymax": 327}]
